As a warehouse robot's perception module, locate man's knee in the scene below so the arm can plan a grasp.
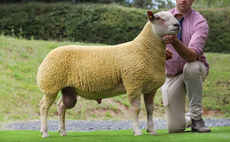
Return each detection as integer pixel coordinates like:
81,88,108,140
165,106,186,133
167,122,185,133
183,61,207,82
183,61,200,76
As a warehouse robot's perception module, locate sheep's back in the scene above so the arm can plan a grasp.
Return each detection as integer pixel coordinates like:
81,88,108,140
37,45,122,94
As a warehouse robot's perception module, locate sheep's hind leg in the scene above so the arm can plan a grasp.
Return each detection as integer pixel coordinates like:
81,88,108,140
57,97,68,136
144,91,157,135
129,94,142,136
58,87,77,136
40,93,57,137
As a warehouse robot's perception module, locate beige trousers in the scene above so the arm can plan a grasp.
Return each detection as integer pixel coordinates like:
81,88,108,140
161,61,207,133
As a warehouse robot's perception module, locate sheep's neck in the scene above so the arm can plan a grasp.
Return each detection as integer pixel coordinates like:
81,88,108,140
133,21,166,61
131,21,167,83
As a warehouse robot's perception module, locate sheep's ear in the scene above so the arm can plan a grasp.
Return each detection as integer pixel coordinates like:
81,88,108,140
174,13,183,21
147,11,155,22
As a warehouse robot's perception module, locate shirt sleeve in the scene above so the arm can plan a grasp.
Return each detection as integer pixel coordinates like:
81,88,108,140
188,18,209,58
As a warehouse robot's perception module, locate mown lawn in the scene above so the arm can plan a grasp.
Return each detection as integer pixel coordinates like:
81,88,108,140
0,126,229,142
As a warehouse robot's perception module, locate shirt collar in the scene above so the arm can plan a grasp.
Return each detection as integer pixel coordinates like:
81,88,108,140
175,8,193,19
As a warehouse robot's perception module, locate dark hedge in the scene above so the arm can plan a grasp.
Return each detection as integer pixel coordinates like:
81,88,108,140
0,3,229,53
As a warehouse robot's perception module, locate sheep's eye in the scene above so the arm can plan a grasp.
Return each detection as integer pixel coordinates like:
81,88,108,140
155,16,165,21
155,16,161,20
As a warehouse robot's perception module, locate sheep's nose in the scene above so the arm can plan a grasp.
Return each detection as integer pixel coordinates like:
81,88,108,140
174,23,180,28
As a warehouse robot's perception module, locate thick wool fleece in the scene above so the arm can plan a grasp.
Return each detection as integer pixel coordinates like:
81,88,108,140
37,21,166,101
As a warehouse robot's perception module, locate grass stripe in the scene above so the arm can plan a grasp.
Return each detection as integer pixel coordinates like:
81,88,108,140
0,126,229,142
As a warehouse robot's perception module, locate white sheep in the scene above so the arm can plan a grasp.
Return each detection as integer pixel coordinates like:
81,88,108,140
37,11,183,137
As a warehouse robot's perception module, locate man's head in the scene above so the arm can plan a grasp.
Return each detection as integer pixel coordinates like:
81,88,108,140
175,0,195,13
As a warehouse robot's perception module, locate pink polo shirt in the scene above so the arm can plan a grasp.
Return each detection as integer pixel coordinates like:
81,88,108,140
166,8,209,76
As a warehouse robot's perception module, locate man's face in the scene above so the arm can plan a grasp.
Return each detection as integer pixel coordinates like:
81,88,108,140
176,0,195,13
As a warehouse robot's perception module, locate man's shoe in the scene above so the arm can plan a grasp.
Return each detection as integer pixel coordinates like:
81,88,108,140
191,119,211,133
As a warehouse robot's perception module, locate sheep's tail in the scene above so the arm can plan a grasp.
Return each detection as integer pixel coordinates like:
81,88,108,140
61,87,77,109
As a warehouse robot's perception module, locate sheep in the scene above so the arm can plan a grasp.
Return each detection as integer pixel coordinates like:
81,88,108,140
37,11,183,138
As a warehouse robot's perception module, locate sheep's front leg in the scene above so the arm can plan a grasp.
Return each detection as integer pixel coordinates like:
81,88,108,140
129,95,142,136
144,91,157,135
40,94,57,138
57,97,67,136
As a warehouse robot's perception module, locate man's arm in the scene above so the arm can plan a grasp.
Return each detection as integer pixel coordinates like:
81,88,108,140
163,35,197,62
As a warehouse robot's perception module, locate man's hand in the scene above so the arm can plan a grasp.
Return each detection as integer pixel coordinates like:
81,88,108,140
162,35,178,44
166,48,173,60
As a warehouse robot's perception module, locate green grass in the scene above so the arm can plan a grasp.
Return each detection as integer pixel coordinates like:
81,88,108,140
202,53,230,116
0,127,229,142
0,35,229,125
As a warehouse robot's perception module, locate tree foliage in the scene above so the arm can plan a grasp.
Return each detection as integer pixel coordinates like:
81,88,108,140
0,0,229,9
193,0,230,8
0,0,176,9
0,3,229,53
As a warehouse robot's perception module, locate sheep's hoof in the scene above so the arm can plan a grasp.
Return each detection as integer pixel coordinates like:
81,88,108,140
147,129,157,135
42,132,49,138
60,133,67,136
58,128,67,136
134,129,142,136
40,129,49,137
59,130,67,136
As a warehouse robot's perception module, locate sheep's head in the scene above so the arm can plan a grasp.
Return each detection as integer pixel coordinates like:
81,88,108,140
147,11,183,40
